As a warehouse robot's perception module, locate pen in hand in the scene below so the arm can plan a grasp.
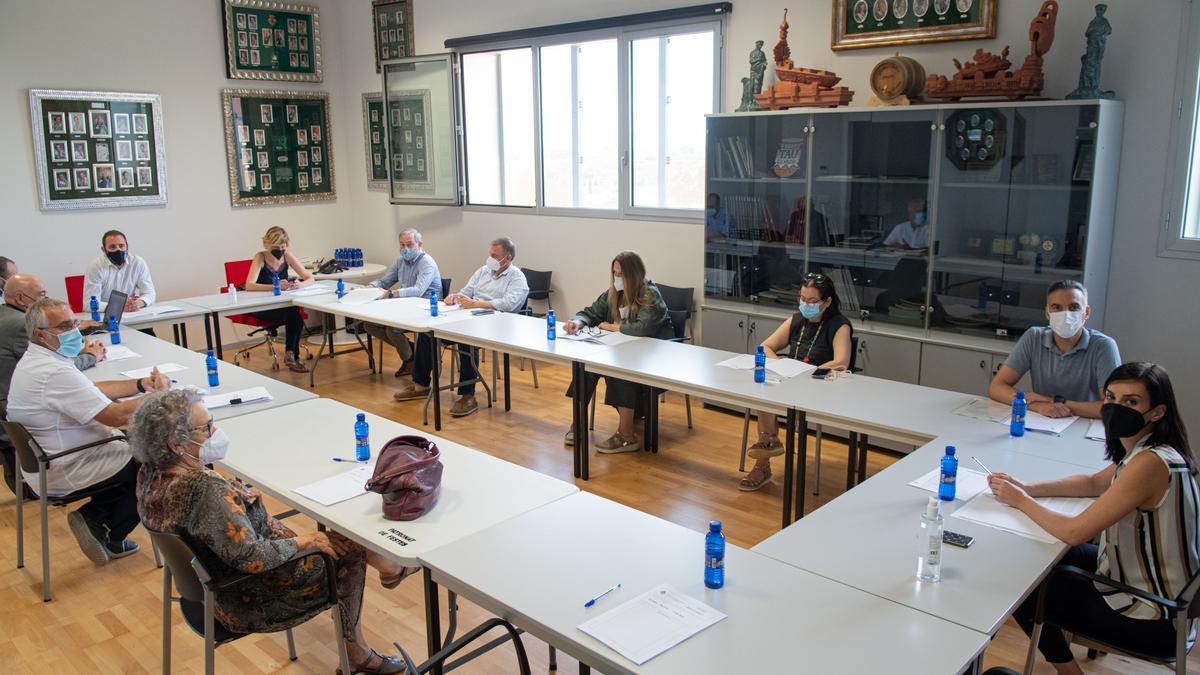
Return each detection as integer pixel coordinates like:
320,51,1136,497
584,583,621,608
971,456,992,475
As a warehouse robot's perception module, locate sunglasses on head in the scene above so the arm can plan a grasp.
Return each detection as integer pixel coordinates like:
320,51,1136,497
804,273,826,284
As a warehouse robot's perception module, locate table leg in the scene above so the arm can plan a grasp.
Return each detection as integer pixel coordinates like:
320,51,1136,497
578,363,590,480
642,386,653,453
431,334,442,431
579,665,590,675
203,313,214,355
572,362,582,479
782,410,795,528
651,389,660,454
503,353,511,412
794,411,807,522
212,313,224,361
180,323,188,349
846,431,859,490
423,568,443,675
172,324,180,346
857,434,869,483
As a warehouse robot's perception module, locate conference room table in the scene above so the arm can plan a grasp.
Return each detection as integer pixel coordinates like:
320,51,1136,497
182,285,333,360
420,491,991,675
83,329,317,420
215,398,579,670
113,300,210,347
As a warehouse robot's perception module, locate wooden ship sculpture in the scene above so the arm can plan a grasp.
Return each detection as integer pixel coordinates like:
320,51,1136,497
926,0,1059,101
755,9,854,110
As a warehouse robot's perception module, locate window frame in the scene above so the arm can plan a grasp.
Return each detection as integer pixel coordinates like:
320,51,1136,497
455,16,724,221
1159,0,1200,259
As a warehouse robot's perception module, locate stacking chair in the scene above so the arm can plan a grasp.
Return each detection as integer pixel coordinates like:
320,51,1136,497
1023,565,1200,675
3,420,160,602
64,274,86,313
222,260,309,371
521,268,553,315
148,528,353,675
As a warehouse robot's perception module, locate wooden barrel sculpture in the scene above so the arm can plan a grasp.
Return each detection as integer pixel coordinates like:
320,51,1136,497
870,55,926,103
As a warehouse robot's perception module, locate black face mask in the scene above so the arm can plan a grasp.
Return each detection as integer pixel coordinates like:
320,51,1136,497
106,250,127,266
1101,402,1149,464
270,248,284,259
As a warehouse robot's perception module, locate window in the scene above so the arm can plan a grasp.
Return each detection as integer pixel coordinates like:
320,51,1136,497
456,14,723,218
1161,1,1200,258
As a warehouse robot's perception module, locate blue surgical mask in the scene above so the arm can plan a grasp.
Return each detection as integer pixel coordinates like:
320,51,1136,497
913,211,928,226
799,302,823,320
55,327,84,358
399,247,420,263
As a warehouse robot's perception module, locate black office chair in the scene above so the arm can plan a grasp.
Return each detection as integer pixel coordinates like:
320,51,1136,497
1023,565,1200,675
3,420,160,602
521,268,553,315
374,277,451,374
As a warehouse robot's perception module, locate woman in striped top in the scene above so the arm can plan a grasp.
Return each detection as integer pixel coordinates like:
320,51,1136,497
989,362,1198,674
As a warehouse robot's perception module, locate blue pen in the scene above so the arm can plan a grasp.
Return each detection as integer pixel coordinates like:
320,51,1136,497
583,583,621,608
331,457,367,463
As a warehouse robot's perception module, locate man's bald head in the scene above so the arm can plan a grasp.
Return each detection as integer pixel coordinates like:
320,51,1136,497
4,274,46,311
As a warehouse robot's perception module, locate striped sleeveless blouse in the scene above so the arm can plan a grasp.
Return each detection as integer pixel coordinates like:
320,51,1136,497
1096,439,1200,621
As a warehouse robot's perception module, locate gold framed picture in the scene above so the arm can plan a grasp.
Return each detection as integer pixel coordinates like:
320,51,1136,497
831,0,996,51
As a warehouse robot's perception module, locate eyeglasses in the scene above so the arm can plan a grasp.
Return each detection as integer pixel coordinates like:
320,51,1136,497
49,318,81,332
579,325,603,337
191,419,215,436
822,366,852,382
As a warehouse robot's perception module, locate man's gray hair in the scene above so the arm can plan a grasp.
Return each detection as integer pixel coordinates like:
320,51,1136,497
128,388,204,468
400,227,422,244
24,297,71,340
491,237,516,259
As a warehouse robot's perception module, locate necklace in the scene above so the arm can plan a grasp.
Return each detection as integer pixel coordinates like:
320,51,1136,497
792,319,824,363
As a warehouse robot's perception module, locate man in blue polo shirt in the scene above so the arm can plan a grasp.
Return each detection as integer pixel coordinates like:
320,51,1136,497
988,280,1120,419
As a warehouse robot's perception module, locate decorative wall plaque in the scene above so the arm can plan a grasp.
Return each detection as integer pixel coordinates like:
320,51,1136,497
372,0,414,73
832,0,997,51
362,92,389,190
222,88,334,206
223,0,323,82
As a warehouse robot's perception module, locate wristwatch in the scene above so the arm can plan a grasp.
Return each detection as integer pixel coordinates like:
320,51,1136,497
136,378,146,394
1053,395,1067,404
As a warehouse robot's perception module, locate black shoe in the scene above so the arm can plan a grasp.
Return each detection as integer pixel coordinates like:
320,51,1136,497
106,539,140,559
67,511,110,565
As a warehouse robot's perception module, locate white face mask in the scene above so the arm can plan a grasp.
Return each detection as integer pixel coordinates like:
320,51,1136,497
1048,310,1085,339
190,427,230,464
613,276,624,292
619,306,629,320
484,256,501,273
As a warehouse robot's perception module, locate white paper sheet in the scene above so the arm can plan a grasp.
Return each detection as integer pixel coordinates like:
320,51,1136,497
1022,411,1079,435
292,463,374,506
954,398,1011,424
577,584,726,665
951,491,1093,544
102,345,141,362
202,386,273,409
123,304,186,319
421,302,462,313
908,467,990,502
284,285,333,297
715,354,817,379
560,329,641,347
121,362,188,379
338,287,386,305
1086,419,1106,441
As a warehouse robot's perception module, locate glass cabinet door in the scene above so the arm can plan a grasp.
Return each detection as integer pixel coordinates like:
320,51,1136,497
383,53,462,205
807,109,938,327
704,113,811,309
930,104,1096,338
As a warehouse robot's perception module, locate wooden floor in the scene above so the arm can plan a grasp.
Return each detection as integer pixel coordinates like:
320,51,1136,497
0,343,1192,674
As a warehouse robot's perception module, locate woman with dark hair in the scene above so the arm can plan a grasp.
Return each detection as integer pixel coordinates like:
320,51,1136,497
563,251,671,453
990,362,1199,675
738,273,852,491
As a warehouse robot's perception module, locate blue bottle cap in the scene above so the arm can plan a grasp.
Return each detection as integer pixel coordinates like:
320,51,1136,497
207,349,214,357
709,520,722,532
356,412,366,421
756,345,764,352
945,445,956,455
1016,391,1026,398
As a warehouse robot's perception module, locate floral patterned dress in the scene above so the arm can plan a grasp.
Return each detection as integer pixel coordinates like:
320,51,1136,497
137,465,366,637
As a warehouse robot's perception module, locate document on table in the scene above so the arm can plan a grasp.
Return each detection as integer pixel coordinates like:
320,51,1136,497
123,304,186,319
421,302,462,313
951,491,1093,544
1086,419,1106,441
339,287,385,305
577,584,726,665
285,285,333,297
715,354,816,379
103,345,141,362
560,329,641,347
293,463,375,506
121,362,188,379
954,398,1011,424
202,386,273,409
908,467,990,502
1022,410,1079,435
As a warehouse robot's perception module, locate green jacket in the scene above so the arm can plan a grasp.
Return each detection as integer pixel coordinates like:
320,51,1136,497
572,281,672,339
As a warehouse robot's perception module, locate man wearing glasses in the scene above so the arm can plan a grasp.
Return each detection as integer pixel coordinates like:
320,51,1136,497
0,275,106,497
7,298,169,564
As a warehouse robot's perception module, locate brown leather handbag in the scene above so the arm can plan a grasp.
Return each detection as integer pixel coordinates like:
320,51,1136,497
364,435,443,520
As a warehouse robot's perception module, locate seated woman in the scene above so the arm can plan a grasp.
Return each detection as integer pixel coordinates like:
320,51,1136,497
564,251,672,453
244,226,314,373
992,362,1198,675
739,273,852,491
132,389,415,675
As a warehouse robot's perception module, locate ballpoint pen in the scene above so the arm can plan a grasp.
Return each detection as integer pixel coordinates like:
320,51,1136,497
331,457,367,463
584,583,621,608
971,456,992,474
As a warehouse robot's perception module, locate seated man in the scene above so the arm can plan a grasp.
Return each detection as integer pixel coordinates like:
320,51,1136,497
1,274,105,495
988,280,1120,419
439,237,529,417
0,256,16,297
364,228,441,377
882,198,930,250
84,229,157,312
7,298,168,564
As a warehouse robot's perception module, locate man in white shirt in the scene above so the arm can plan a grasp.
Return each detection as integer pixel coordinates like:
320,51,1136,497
438,237,529,417
83,230,157,312
882,198,930,250
7,298,168,564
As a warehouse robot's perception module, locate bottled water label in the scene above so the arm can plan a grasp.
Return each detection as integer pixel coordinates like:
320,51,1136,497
706,556,724,570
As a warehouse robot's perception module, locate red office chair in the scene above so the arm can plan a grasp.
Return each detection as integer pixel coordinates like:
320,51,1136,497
222,260,309,371
64,275,85,313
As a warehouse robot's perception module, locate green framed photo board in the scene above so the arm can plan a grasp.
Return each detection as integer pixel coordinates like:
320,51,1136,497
29,88,168,211
832,0,996,51
388,90,432,188
362,93,388,190
372,0,414,73
224,0,322,82
222,89,334,207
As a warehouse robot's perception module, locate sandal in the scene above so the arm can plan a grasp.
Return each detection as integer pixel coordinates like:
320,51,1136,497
284,354,308,373
738,465,772,491
747,437,784,459
379,566,421,590
596,432,640,454
337,648,405,675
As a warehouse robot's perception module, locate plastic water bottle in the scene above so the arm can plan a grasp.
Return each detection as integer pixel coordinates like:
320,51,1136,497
547,310,556,341
704,520,725,589
108,315,121,345
354,413,370,462
206,349,220,387
336,277,345,299
429,290,438,317
228,283,238,304
89,296,100,322
754,345,766,383
272,271,281,296
355,249,363,267
917,496,943,582
939,446,958,501
1010,391,1027,437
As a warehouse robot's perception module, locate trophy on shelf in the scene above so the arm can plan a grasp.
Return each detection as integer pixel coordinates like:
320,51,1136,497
754,9,854,110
